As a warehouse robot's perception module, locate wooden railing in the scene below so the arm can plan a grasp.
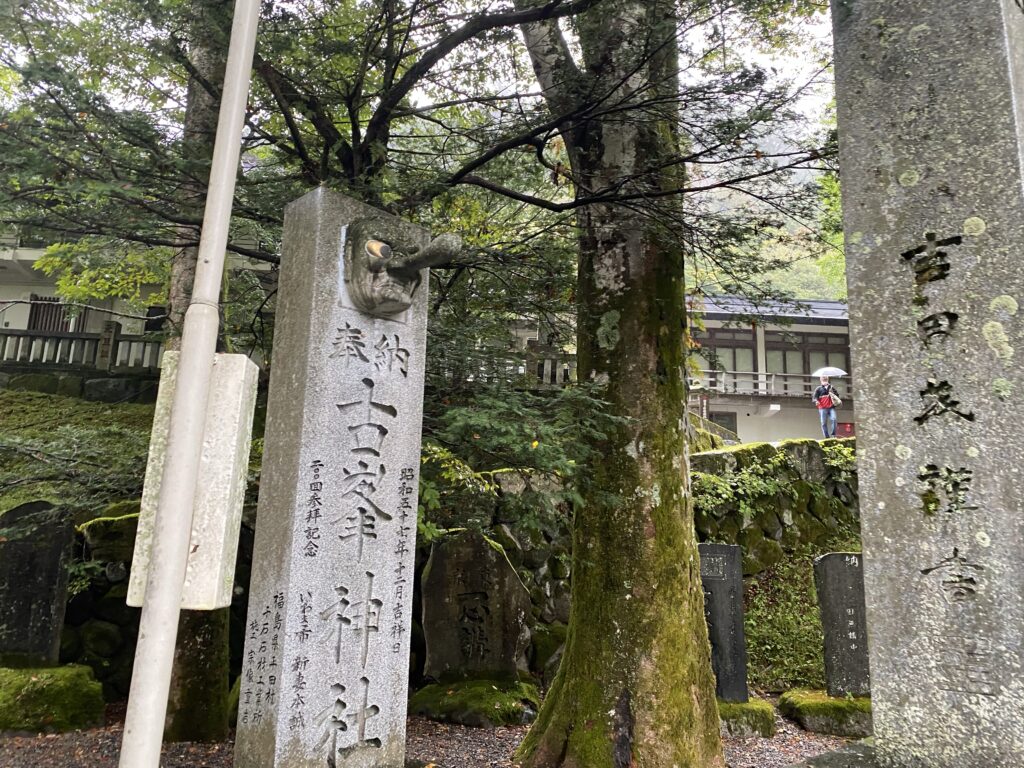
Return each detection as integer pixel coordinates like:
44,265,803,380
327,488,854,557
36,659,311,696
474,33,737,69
690,369,855,400
432,345,577,391
0,329,163,373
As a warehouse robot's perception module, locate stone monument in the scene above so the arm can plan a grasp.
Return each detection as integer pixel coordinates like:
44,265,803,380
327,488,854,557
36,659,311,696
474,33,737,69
420,532,532,682
826,0,1024,764
0,501,74,667
698,543,748,703
234,189,457,768
814,553,870,698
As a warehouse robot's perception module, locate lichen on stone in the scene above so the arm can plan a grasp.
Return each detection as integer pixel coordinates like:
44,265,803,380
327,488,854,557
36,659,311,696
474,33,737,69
982,321,1014,361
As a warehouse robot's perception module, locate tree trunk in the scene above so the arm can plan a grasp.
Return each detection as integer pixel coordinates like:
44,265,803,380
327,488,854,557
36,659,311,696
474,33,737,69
163,0,232,742
516,2,723,766
166,0,231,336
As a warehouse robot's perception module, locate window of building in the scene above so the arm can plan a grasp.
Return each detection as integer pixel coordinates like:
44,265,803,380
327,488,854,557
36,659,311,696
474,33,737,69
708,411,738,435
692,327,757,393
765,330,850,397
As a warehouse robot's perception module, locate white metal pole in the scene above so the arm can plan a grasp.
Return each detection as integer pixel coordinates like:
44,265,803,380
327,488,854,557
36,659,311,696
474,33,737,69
118,2,260,765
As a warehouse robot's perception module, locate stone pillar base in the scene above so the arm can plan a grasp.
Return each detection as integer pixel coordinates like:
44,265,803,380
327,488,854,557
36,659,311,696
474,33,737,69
787,742,875,767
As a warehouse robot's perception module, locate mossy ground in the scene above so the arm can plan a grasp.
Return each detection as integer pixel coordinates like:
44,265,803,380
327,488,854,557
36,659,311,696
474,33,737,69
779,689,872,738
409,679,540,728
0,664,104,732
717,697,776,738
0,391,154,521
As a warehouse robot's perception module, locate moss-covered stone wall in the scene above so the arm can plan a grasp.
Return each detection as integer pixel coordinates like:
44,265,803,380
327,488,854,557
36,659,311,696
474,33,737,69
690,438,858,575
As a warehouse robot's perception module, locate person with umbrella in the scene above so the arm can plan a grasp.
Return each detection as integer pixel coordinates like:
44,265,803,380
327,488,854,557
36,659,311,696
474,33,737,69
811,366,846,439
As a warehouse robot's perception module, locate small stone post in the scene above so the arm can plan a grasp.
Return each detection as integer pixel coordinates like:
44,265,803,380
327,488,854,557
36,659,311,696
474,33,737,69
832,0,1024,764
813,553,870,698
698,543,748,703
234,189,455,768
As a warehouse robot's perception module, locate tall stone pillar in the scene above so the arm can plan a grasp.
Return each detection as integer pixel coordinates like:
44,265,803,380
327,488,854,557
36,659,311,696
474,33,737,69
235,189,453,767
831,1,1024,764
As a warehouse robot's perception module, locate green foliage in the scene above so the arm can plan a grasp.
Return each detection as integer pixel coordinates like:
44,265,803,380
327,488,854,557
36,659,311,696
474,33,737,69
34,238,171,309
744,538,860,692
420,385,624,539
0,391,153,521
821,440,856,481
693,446,796,526
66,559,105,598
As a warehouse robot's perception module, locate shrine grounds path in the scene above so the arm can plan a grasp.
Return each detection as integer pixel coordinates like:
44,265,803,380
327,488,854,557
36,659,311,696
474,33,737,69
0,708,849,768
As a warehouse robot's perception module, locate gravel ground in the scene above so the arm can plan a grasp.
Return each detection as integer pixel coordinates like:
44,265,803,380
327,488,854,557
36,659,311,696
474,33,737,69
0,708,850,768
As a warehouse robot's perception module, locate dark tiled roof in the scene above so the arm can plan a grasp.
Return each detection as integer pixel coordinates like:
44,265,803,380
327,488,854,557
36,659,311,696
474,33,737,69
691,295,848,322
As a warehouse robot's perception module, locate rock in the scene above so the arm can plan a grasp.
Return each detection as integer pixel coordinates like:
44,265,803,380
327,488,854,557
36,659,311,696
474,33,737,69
55,375,84,398
489,524,523,568
542,643,563,689
0,501,74,667
550,555,570,580
79,620,124,658
785,742,877,767
0,665,104,733
408,679,540,728
529,622,567,677
718,697,776,738
779,689,872,738
548,581,571,624
421,532,533,682
94,584,139,627
80,511,139,563
6,373,60,395
58,627,81,664
83,378,139,403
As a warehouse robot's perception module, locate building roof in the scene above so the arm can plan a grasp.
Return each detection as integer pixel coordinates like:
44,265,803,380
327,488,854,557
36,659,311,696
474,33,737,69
692,295,848,324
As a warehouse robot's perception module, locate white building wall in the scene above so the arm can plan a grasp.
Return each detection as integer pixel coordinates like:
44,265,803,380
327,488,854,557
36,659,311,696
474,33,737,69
709,402,858,443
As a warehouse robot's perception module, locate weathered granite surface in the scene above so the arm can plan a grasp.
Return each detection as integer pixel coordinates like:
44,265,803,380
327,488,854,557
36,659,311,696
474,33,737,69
129,351,259,610
0,501,73,667
235,189,432,768
787,742,877,768
698,543,748,702
421,532,531,682
814,553,870,698
832,0,1024,764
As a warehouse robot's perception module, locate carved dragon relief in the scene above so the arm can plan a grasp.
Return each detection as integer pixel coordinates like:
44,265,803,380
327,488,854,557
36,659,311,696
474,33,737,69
344,217,461,317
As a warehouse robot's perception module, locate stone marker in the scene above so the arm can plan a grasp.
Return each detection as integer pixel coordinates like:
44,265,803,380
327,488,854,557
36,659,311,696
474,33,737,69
421,532,532,682
95,321,120,371
235,189,457,768
0,501,74,667
814,552,870,698
831,0,1024,764
128,350,259,610
698,543,748,703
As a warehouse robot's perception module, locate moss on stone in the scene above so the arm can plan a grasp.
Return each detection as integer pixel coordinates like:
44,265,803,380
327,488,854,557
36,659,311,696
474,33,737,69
227,675,241,728
0,664,104,732
529,622,567,677
779,689,872,737
409,679,541,728
79,620,124,659
718,697,776,738
7,374,60,395
79,513,139,563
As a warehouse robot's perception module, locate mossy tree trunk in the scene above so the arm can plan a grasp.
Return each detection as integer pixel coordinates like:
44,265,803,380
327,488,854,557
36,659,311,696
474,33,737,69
514,2,723,766
162,0,232,742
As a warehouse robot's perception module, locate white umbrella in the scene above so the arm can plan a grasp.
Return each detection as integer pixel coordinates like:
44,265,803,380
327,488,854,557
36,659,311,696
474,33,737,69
812,366,848,378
